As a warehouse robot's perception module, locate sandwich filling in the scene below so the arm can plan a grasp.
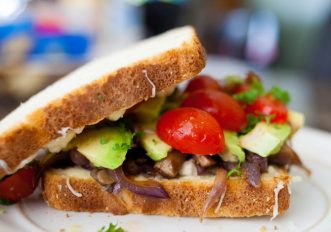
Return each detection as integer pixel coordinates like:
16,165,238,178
0,72,309,217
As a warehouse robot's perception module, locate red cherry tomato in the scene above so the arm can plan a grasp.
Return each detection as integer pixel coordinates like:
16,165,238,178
245,95,288,123
181,90,247,131
156,107,225,155
185,75,221,93
0,166,38,202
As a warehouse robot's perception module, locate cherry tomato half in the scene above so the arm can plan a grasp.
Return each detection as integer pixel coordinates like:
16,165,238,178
185,75,221,93
156,107,225,155
245,95,288,123
0,166,38,202
181,90,247,131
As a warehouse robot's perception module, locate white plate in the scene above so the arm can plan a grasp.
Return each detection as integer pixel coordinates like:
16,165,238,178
1,127,331,232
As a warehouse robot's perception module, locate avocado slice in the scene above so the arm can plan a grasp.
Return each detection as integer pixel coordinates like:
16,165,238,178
136,121,172,161
239,122,291,157
141,133,172,161
288,110,304,136
223,131,245,162
72,126,133,170
133,97,166,122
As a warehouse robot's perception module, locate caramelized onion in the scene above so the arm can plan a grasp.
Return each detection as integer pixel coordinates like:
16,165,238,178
242,160,260,187
242,153,268,187
107,167,169,199
242,153,266,187
247,152,268,173
200,168,227,221
268,144,311,175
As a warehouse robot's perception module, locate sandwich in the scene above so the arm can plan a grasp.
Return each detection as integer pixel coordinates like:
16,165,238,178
0,26,308,219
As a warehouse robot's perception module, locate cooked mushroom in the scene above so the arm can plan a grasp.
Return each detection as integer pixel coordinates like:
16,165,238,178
154,151,186,178
90,169,115,185
123,158,141,175
268,143,311,175
194,155,216,168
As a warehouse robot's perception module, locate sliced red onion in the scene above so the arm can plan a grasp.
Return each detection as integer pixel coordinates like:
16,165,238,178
107,167,169,199
242,153,269,187
247,152,268,173
113,183,122,194
242,160,261,188
200,168,227,220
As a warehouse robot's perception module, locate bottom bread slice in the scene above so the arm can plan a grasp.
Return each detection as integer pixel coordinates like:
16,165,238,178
42,167,290,218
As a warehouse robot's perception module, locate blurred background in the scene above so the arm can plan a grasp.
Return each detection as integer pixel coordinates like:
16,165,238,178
0,0,330,131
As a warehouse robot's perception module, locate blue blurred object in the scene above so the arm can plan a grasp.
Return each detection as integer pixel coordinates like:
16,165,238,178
0,12,31,41
29,34,91,59
217,9,279,67
0,2,92,63
218,9,250,58
246,10,279,67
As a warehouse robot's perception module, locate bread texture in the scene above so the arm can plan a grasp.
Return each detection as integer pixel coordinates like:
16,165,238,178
42,167,290,218
0,26,206,178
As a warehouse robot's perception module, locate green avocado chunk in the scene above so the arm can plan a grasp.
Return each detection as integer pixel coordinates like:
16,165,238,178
141,133,172,161
223,131,245,162
73,126,133,170
133,97,166,122
239,122,291,157
137,122,172,161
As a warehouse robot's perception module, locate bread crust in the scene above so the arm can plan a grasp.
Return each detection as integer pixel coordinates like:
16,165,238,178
42,168,290,218
0,31,205,178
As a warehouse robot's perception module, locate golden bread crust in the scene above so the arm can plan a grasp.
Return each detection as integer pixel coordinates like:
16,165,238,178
42,169,290,218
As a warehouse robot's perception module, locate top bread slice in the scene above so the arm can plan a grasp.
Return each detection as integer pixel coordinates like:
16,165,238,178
0,26,206,178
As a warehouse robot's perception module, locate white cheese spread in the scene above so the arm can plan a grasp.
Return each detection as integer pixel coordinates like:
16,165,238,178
66,177,82,197
271,180,284,220
142,69,156,98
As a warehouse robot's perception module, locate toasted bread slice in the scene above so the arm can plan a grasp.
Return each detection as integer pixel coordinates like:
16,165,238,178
42,167,290,218
0,26,206,178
